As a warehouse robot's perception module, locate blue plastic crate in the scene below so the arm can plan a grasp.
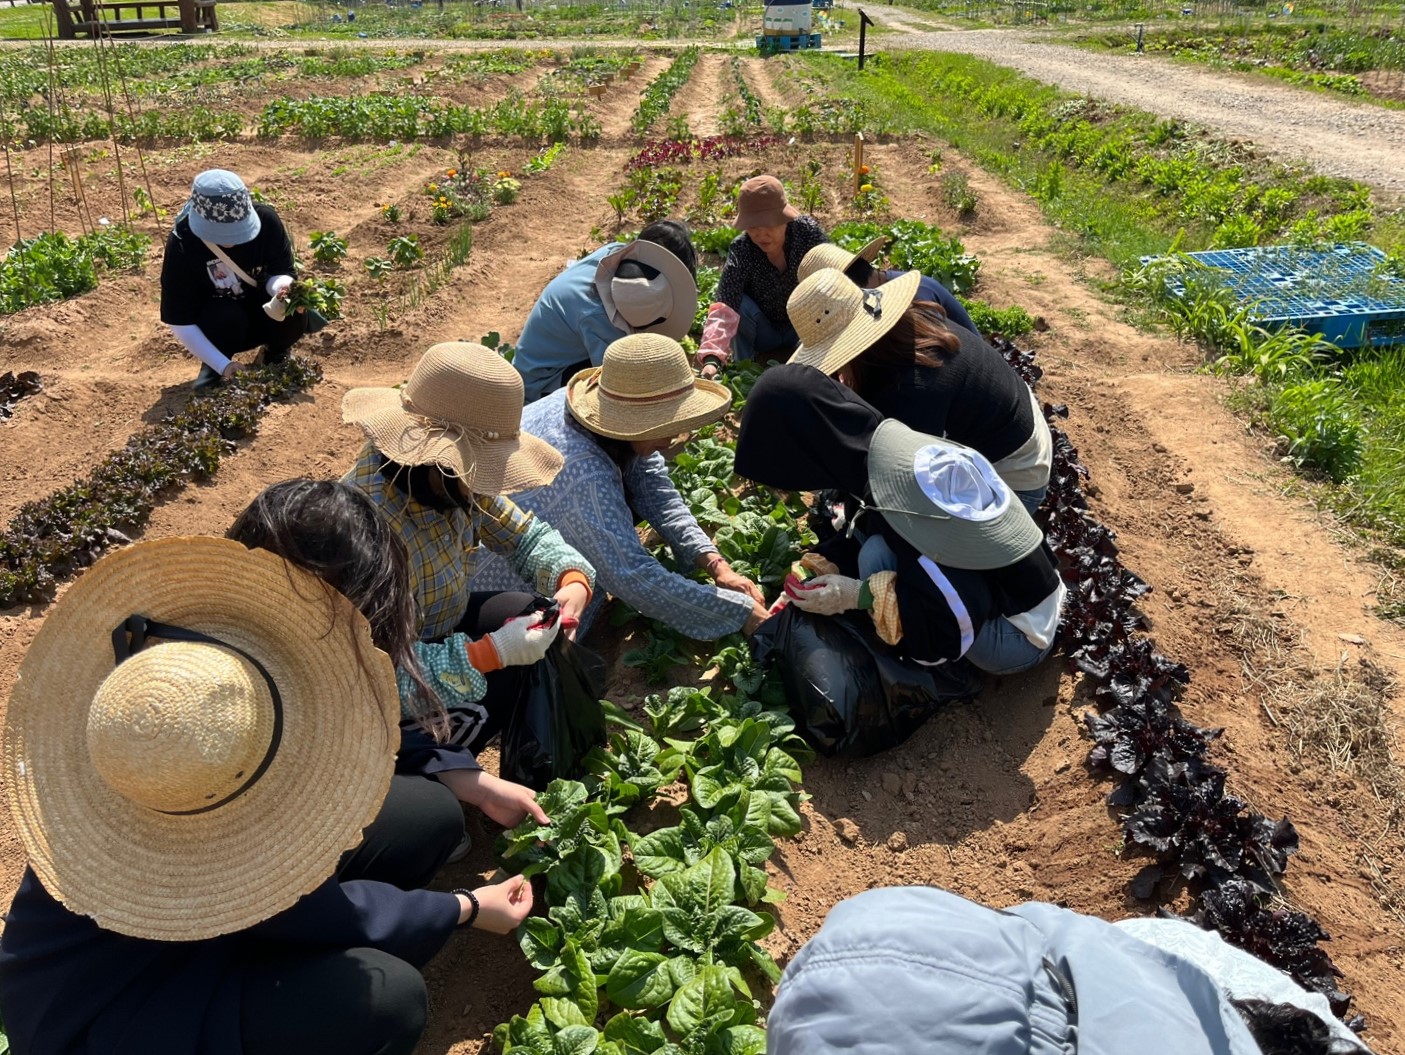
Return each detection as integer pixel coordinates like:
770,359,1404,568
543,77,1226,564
1148,242,1405,350
756,32,822,50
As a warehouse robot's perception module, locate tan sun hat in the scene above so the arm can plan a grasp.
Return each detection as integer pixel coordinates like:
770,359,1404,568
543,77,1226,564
566,333,732,441
3,537,401,941
735,174,800,231
797,237,892,284
594,239,699,343
787,267,924,378
342,342,563,495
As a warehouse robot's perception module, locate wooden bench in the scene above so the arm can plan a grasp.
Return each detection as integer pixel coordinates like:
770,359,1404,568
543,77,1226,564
52,0,218,38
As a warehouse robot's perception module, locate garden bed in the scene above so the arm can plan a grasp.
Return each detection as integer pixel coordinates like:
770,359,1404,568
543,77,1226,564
2,44,1404,1055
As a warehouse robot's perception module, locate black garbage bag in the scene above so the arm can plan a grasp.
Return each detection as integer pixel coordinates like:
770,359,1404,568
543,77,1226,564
751,605,982,757
501,636,609,790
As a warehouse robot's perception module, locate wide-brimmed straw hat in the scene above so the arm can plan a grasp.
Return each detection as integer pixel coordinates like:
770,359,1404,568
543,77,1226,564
4,537,401,941
184,168,261,246
342,342,563,495
594,239,698,342
735,174,800,231
797,237,891,284
787,267,923,378
567,333,731,441
868,419,1043,570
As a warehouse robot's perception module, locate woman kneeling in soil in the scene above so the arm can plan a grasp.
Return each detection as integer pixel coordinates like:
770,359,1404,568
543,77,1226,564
160,169,308,392
340,342,597,784
788,268,1052,514
512,219,700,403
0,538,532,1055
736,365,1064,676
471,333,771,642
769,885,1370,1054
797,237,979,336
231,480,551,843
696,175,829,374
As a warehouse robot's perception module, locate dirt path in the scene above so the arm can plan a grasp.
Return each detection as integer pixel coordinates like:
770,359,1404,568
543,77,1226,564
865,8,1405,198
671,51,732,139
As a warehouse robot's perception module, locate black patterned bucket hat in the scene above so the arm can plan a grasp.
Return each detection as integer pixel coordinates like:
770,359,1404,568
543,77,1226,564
185,169,261,246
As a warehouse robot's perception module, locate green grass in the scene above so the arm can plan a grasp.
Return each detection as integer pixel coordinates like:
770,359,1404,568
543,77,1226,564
0,3,60,39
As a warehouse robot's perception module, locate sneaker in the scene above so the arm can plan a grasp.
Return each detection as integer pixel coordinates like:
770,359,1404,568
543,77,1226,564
446,831,472,865
192,363,223,392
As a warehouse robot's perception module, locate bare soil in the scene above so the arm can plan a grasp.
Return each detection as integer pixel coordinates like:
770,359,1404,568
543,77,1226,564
2,52,1404,1055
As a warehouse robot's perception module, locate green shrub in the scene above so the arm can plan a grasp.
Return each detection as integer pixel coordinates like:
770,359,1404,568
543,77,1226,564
1268,378,1363,483
0,227,150,315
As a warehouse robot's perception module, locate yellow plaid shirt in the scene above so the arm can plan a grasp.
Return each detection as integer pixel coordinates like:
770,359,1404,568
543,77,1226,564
344,444,582,640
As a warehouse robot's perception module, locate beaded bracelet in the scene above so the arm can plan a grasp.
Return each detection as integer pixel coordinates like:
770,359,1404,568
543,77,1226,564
452,887,480,927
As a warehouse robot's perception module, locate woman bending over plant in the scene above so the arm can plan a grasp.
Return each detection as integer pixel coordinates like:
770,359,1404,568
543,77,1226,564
0,538,532,1055
339,342,598,791
788,267,1052,515
471,333,771,643
230,479,551,839
736,365,1064,677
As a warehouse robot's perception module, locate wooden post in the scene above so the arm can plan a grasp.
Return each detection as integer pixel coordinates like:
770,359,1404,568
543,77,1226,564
177,0,196,32
857,7,873,69
852,132,864,197
61,147,87,211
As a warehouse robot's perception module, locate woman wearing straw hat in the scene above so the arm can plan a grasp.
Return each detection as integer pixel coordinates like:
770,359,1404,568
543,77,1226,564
797,237,979,336
471,333,772,642
788,268,1052,515
696,175,829,376
735,365,1065,675
341,344,597,783
0,538,534,1055
513,219,700,403
160,169,307,393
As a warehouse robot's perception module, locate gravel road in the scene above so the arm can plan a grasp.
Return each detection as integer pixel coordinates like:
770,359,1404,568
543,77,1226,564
867,10,1405,199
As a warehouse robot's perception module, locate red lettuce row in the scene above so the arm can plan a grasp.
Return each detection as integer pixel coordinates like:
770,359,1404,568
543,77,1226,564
989,336,1361,1030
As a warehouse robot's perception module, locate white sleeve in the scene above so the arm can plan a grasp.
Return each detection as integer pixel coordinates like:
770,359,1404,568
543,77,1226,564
168,323,230,373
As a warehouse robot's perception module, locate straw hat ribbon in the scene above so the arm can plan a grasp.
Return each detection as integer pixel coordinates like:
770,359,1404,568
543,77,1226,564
4,537,401,941
343,342,563,495
787,267,923,379
566,333,731,442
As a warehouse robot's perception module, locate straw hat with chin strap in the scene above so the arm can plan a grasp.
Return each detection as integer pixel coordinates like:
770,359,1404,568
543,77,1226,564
566,333,731,441
787,267,923,379
343,341,563,495
3,537,401,941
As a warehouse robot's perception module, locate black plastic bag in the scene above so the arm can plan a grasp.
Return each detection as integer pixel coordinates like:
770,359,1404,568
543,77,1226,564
751,606,982,757
501,636,608,790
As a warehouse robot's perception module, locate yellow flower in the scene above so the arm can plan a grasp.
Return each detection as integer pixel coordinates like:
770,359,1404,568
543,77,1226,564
859,183,874,193
498,170,512,178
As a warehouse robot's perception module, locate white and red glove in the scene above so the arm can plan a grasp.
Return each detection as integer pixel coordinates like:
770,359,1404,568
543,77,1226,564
784,574,862,616
486,611,562,667
697,302,740,378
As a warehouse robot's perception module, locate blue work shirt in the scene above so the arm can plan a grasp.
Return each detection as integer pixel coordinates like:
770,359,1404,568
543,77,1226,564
884,268,978,336
514,243,630,403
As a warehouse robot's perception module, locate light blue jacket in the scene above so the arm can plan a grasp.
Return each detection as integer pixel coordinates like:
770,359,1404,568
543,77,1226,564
470,390,755,641
768,886,1272,1055
514,243,630,403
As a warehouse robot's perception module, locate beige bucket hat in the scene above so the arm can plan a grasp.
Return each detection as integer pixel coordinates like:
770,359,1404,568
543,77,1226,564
343,342,563,495
797,237,891,284
787,267,923,378
594,240,699,342
4,537,401,941
566,333,732,441
735,174,799,231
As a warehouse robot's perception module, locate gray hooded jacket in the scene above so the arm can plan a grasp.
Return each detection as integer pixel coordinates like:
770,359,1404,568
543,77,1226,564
767,887,1266,1055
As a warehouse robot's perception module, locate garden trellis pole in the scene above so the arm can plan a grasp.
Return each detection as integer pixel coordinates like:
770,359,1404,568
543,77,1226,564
0,94,34,306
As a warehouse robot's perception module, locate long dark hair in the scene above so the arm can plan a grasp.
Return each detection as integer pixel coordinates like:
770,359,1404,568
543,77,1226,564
228,479,445,733
378,453,474,513
848,300,960,400
1231,999,1345,1055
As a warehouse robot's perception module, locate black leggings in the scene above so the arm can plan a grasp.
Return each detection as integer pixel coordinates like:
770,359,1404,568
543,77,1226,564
237,775,463,1055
